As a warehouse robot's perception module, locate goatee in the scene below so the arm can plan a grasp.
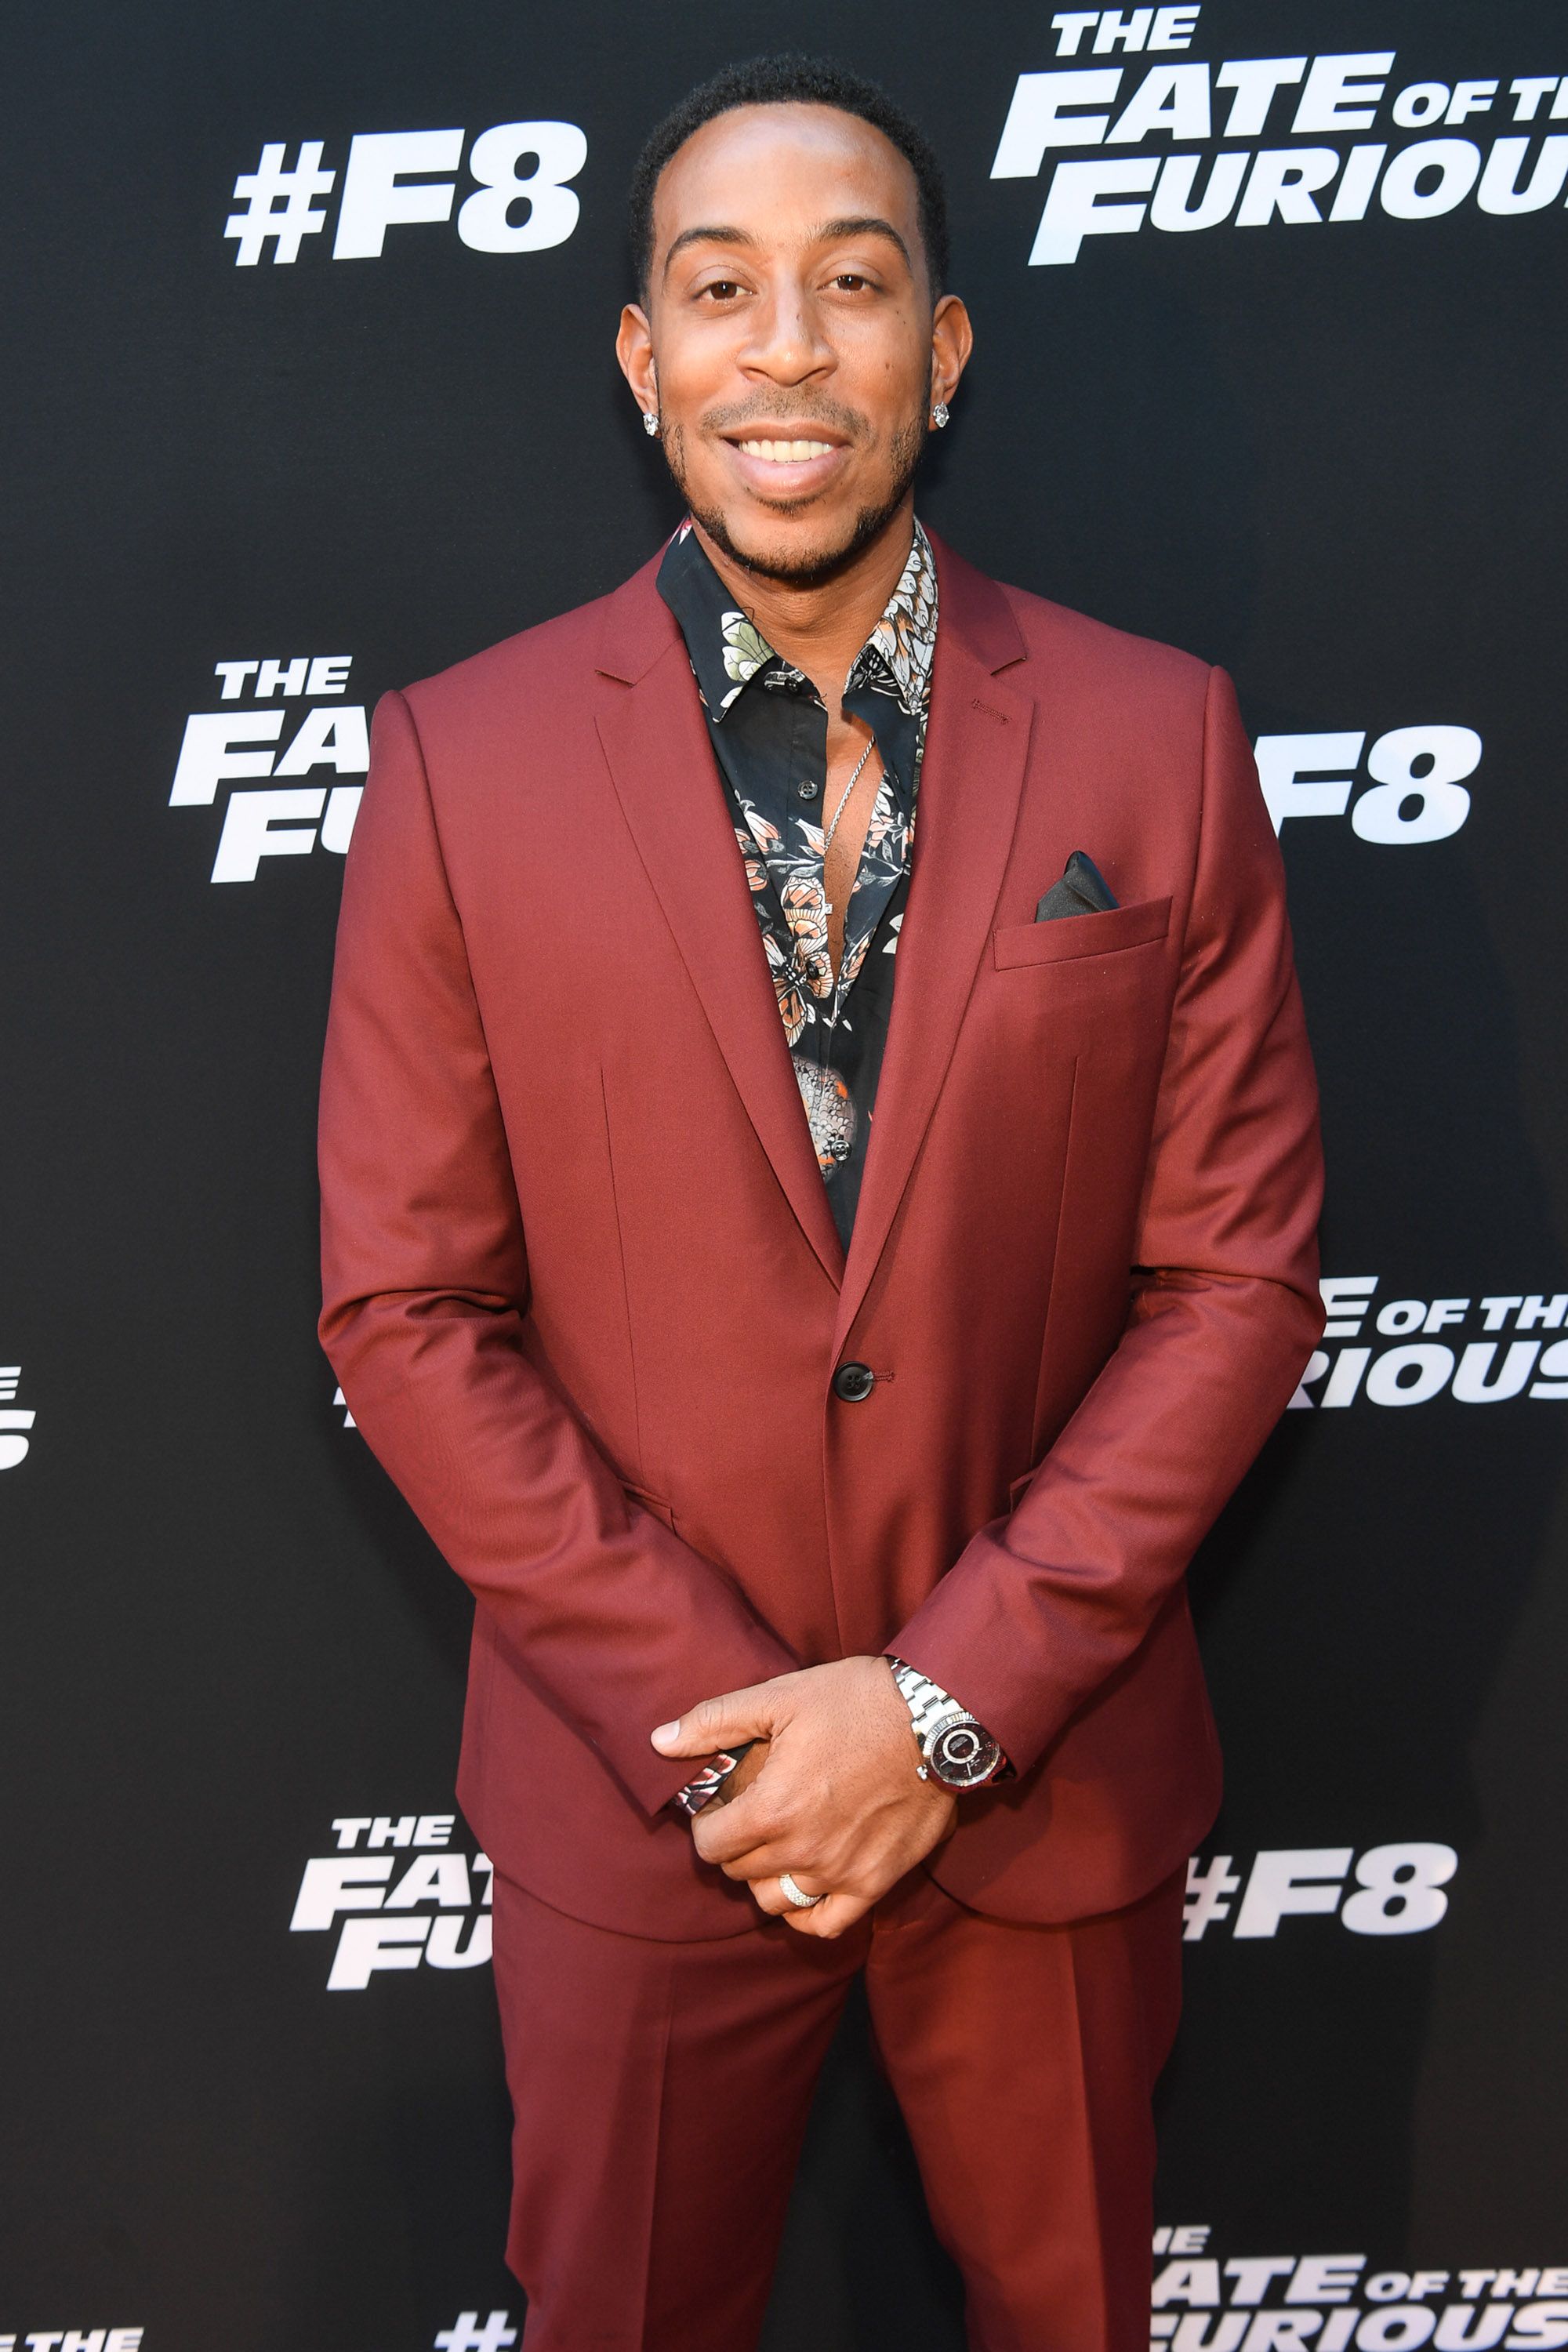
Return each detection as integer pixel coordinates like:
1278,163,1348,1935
662,413,927,591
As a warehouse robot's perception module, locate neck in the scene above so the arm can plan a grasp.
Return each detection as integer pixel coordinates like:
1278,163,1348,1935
690,501,916,709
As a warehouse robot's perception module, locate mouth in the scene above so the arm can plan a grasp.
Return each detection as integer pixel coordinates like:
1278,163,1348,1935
718,427,852,498
734,437,839,463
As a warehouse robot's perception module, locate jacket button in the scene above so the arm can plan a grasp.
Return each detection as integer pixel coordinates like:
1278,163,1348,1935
833,1361,876,1402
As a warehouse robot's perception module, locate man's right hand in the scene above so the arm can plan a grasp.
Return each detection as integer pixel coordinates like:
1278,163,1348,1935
654,1660,958,1937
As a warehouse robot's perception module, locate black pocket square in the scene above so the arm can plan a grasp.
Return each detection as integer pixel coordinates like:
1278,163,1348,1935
1035,851,1119,922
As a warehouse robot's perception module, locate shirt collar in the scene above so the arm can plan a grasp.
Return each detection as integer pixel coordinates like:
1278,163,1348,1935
656,515,938,728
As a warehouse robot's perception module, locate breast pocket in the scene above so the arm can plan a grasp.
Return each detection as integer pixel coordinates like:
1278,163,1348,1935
991,895,1172,971
986,895,1174,1060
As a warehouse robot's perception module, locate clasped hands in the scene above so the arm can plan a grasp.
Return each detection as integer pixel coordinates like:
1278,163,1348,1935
650,1654,956,1940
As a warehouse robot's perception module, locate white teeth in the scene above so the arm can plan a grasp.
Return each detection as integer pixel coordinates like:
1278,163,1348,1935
738,438,834,462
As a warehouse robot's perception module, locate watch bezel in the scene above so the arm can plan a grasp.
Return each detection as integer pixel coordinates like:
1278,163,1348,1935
925,1711,1004,1790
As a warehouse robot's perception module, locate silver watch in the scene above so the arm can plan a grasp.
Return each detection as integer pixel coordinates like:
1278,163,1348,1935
886,1656,1004,1791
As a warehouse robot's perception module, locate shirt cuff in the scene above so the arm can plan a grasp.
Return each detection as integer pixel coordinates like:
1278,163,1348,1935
671,1740,757,1820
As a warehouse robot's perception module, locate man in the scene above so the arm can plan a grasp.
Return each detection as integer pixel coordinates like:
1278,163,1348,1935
318,53,1325,2352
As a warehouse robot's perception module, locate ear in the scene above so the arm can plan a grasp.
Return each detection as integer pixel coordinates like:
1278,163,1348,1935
930,293,975,416
616,303,658,423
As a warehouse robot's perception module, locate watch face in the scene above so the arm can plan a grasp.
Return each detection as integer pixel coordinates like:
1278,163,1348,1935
929,1717,1001,1789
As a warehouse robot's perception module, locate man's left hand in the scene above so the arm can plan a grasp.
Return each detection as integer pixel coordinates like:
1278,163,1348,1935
650,1657,956,1938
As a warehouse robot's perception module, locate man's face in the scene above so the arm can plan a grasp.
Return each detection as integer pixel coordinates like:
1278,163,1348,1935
618,103,971,587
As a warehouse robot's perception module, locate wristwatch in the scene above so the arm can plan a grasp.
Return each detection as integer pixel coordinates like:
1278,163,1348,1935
885,1656,1007,1791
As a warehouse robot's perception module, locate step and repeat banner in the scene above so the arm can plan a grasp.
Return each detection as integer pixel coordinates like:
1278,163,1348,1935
4,1,1566,2345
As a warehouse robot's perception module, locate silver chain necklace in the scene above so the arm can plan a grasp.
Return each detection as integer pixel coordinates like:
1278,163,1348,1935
821,735,880,913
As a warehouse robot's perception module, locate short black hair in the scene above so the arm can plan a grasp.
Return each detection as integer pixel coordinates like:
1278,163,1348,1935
629,53,949,304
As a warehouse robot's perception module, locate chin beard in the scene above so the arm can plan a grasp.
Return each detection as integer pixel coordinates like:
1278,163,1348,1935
663,412,927,590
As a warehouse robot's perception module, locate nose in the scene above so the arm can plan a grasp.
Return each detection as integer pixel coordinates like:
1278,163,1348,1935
739,278,834,388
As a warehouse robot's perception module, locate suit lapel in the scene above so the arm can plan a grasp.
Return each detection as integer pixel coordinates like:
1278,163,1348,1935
594,568,846,1289
591,535,1034,1327
833,536,1033,1354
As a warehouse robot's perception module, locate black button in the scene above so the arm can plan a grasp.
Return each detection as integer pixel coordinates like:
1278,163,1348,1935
833,1361,876,1402
798,779,818,800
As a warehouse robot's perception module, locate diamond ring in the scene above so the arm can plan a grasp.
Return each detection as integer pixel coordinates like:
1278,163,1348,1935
779,1871,826,1909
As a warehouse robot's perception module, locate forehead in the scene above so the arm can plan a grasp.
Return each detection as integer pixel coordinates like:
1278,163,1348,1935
653,101,921,259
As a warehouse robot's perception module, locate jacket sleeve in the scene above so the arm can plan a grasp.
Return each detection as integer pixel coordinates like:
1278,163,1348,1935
887,664,1327,1774
317,689,799,1817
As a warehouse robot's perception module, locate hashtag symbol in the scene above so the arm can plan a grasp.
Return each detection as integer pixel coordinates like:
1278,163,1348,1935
224,143,336,266
1183,1853,1243,1942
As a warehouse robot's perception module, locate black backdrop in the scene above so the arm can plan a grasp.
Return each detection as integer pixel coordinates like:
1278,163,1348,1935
5,3,1567,2346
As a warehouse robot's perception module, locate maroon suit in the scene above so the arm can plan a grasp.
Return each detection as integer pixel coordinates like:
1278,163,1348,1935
318,532,1324,2349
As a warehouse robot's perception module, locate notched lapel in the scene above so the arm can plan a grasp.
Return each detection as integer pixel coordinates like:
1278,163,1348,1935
588,534,1036,1331
594,634,845,1290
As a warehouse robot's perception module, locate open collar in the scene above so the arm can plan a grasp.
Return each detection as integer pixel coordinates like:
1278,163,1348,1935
653,516,939,727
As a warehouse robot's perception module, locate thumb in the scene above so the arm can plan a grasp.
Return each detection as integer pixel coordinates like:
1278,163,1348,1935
650,1680,784,1758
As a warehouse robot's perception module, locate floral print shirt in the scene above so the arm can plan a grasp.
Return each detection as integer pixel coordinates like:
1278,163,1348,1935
656,516,938,1254
655,519,1007,1818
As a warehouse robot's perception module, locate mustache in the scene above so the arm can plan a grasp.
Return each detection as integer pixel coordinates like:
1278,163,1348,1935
698,393,871,441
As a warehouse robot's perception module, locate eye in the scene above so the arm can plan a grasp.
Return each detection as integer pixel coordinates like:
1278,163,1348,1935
697,278,744,302
829,272,873,292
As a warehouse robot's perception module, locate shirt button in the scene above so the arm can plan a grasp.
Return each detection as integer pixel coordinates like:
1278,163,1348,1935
797,779,818,800
833,1362,876,1402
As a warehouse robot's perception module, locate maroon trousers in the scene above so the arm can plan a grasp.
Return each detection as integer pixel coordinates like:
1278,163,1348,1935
489,1860,1185,2352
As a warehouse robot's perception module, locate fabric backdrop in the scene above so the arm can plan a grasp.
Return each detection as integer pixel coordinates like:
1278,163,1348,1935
4,2,1566,2345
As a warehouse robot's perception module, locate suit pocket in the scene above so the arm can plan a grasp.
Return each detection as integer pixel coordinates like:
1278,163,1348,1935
992,894,1171,971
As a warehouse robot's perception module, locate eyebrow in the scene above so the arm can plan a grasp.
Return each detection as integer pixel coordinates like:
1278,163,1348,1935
662,224,755,278
661,215,913,279
811,216,913,270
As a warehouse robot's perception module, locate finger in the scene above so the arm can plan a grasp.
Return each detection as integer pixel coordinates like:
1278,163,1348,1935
691,1790,786,1869
783,1889,871,1941
703,1830,817,1885
649,1681,783,1759
704,1833,808,1883
755,1873,829,1921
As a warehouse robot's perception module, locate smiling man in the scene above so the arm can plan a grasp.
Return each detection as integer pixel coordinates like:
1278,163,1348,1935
318,53,1325,2352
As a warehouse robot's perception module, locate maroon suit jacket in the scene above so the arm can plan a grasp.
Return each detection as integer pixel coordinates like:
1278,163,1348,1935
317,530,1325,1940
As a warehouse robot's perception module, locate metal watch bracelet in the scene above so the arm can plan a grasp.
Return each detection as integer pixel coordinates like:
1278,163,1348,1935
885,1656,1007,1791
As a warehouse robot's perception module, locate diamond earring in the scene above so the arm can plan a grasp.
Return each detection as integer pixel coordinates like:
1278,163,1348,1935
643,409,660,437
931,401,950,430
